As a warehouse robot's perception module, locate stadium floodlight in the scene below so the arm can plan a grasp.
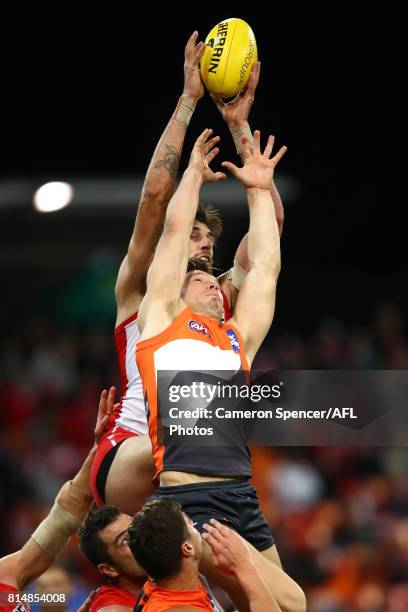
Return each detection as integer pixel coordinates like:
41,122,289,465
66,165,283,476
33,181,74,213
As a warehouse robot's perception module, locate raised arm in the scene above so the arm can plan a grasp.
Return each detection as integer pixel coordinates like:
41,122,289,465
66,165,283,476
137,130,225,339
0,388,115,591
223,132,287,364
211,61,284,234
211,63,285,316
115,32,206,326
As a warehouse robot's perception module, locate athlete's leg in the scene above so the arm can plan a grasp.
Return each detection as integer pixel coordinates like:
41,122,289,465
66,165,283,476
105,435,155,515
199,540,306,612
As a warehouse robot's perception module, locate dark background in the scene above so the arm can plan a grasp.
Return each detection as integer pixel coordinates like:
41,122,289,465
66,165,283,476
0,2,404,333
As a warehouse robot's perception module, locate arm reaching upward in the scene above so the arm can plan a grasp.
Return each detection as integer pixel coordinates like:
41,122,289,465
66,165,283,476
223,131,287,364
137,129,225,340
211,62,285,315
211,61,285,235
115,32,206,326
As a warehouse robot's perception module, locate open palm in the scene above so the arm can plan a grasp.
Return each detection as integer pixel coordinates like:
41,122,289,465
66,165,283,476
222,130,287,190
188,128,226,183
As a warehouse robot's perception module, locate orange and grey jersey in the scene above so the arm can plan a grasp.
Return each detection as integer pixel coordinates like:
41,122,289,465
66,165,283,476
134,578,220,611
136,307,251,480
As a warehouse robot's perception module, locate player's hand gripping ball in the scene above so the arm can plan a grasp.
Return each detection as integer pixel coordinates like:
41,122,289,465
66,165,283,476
200,18,258,99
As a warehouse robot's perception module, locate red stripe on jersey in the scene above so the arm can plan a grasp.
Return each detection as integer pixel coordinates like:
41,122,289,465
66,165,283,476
222,289,232,321
114,311,139,336
113,312,138,423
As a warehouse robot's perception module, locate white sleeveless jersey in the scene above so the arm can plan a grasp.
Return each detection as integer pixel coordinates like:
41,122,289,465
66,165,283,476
113,312,148,435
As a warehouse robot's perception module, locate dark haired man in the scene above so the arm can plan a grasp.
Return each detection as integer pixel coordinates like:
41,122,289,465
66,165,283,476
79,507,146,612
79,504,223,612
128,499,281,611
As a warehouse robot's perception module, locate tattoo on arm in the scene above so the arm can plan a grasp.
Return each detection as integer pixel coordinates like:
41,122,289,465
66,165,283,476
154,144,180,179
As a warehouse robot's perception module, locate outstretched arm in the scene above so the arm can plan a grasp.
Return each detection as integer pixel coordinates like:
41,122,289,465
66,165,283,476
224,132,287,364
115,32,206,325
211,62,284,235
137,130,225,340
212,63,285,316
0,388,115,590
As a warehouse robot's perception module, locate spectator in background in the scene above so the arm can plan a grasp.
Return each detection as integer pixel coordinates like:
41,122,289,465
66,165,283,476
35,565,72,612
0,388,113,611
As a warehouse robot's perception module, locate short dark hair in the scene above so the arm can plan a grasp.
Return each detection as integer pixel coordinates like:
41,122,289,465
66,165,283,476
195,204,222,241
186,257,211,274
79,505,121,568
127,499,189,581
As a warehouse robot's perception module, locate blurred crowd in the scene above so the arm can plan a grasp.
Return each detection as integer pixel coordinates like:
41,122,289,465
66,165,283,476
0,300,407,611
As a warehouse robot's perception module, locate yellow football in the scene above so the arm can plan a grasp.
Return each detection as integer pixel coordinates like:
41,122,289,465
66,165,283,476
200,18,258,99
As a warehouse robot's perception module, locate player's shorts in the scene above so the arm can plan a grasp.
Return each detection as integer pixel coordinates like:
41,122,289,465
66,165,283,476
153,478,274,552
90,425,139,507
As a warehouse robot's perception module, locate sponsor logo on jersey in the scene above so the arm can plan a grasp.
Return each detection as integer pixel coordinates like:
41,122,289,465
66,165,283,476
188,320,211,337
226,329,240,352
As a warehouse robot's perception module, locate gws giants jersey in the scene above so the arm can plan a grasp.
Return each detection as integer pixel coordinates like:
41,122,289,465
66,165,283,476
134,578,220,611
136,308,251,481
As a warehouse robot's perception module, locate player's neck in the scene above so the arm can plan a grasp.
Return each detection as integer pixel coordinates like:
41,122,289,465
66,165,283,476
191,306,221,323
157,561,200,591
114,574,144,596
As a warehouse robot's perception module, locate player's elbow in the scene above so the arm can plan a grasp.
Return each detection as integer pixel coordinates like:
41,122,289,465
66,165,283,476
276,580,306,612
285,585,307,612
141,178,172,203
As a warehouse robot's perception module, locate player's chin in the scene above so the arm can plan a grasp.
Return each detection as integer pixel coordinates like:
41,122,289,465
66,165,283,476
198,254,212,265
208,298,223,317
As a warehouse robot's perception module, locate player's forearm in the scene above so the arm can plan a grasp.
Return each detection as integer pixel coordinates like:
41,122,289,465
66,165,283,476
230,119,254,159
143,95,196,189
164,167,203,235
142,167,203,303
18,448,97,591
246,187,280,275
230,120,284,236
235,563,281,611
59,444,97,516
30,445,97,554
269,178,284,235
128,95,198,248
